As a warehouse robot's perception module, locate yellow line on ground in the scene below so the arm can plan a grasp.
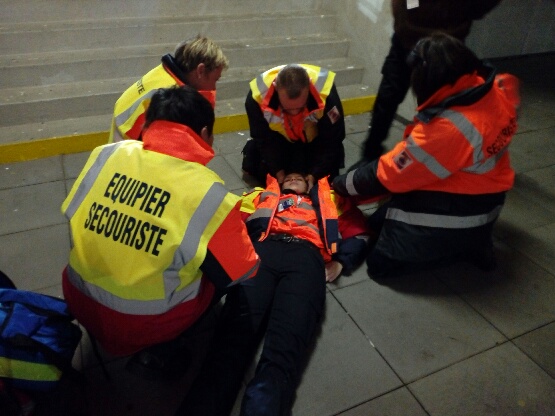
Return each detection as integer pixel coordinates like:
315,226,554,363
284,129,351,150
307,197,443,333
0,96,374,164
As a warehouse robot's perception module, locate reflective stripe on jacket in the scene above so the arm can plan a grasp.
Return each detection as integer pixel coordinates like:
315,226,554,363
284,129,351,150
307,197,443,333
334,67,519,268
378,70,518,196
108,61,181,143
62,121,259,355
250,64,336,143
242,176,338,261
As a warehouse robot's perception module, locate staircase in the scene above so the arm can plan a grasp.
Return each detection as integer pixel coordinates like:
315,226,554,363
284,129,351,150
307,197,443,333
0,1,371,155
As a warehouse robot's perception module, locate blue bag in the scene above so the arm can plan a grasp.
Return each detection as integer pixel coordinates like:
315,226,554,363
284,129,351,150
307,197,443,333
0,278,82,391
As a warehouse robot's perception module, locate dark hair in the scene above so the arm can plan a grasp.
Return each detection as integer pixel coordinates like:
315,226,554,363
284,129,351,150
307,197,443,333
144,86,215,136
409,32,482,105
275,65,310,99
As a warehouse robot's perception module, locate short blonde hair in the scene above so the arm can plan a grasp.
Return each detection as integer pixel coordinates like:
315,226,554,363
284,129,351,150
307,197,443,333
174,35,229,73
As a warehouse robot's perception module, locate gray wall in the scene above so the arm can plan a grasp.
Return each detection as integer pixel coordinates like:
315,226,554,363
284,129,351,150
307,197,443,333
467,0,555,58
323,0,555,119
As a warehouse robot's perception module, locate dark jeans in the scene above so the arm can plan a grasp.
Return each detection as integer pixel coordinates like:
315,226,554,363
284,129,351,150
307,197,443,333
362,33,412,160
176,239,326,416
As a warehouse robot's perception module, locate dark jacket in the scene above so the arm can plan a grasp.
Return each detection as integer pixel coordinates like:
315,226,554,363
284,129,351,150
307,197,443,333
392,0,503,49
245,84,345,180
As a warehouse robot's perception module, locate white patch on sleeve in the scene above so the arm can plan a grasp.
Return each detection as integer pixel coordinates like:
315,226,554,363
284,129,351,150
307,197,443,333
327,106,341,124
407,0,419,9
393,150,414,171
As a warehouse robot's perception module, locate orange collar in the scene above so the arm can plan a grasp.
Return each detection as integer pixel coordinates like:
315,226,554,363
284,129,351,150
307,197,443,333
142,120,214,165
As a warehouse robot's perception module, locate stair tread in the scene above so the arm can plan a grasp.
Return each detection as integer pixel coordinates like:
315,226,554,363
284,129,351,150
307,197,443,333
0,57,365,104
0,10,335,33
0,13,339,56
0,84,372,145
0,5,372,150
0,33,347,66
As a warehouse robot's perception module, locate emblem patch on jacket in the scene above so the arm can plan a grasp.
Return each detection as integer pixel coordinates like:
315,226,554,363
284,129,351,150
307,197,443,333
278,197,295,212
327,106,340,124
393,150,414,170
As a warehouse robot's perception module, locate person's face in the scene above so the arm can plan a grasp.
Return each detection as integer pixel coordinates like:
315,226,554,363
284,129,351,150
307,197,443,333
277,87,309,115
189,65,223,91
282,173,308,194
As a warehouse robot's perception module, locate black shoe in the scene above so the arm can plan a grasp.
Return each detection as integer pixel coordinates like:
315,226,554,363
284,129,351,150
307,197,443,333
460,246,497,272
125,347,191,381
469,248,497,272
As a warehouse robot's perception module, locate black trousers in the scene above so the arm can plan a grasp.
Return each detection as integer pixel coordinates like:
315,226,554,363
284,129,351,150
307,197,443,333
176,239,326,416
366,196,499,278
362,33,412,160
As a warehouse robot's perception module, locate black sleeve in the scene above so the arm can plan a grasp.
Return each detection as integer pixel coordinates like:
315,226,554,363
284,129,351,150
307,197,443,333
200,249,233,290
333,236,368,275
309,84,346,179
245,90,286,176
332,159,389,197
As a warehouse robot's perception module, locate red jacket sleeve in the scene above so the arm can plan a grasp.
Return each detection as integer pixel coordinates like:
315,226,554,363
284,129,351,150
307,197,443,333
202,201,260,289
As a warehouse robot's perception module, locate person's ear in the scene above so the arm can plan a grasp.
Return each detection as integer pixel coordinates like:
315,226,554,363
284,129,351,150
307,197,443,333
196,63,206,79
200,126,213,146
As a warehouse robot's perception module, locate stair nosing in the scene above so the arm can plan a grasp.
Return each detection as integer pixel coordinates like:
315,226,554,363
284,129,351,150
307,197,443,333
0,34,349,67
0,11,336,33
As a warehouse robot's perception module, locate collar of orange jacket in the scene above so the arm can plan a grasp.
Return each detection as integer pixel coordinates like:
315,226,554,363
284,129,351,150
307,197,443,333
142,120,214,165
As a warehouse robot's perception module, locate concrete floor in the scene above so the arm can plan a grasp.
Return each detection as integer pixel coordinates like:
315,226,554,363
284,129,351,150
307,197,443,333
1,54,555,415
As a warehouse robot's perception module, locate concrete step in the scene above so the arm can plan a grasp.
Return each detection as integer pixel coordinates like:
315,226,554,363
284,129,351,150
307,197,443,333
0,56,365,128
0,0,321,24
0,84,372,145
0,34,352,88
0,5,372,150
0,11,337,56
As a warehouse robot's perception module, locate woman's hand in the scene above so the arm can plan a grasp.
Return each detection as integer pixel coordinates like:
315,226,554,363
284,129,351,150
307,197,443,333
305,174,315,192
325,260,343,282
276,170,285,184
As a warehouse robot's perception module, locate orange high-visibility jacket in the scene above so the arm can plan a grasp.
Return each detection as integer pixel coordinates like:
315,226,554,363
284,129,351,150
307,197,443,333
242,176,339,262
333,66,519,269
378,70,518,196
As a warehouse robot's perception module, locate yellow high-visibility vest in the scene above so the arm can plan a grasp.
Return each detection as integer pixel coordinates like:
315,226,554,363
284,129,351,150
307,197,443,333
62,140,239,315
250,64,336,143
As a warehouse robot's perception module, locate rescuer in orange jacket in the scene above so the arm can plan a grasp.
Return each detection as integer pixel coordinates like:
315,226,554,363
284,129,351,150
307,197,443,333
62,86,259,379
108,35,228,143
176,173,369,416
333,33,520,278
357,0,503,162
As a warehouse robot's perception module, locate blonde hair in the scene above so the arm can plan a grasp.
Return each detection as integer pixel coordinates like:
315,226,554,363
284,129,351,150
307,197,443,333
174,35,229,73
